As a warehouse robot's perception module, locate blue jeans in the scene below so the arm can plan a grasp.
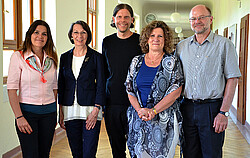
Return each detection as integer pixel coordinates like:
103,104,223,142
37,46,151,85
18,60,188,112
65,119,101,158
180,99,225,158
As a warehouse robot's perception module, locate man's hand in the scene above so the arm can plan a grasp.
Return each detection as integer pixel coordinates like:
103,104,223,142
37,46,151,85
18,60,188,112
213,113,228,133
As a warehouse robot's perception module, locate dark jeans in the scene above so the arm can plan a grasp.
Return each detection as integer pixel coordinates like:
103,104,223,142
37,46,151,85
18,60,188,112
104,105,128,158
16,111,57,158
180,99,225,158
65,119,101,158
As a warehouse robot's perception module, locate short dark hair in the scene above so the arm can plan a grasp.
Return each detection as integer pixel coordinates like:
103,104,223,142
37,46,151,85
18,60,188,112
68,20,92,45
22,20,58,67
110,3,134,28
140,21,174,54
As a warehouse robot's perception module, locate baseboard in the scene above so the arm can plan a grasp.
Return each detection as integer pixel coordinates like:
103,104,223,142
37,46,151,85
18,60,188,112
246,121,250,136
2,127,66,158
2,146,22,158
229,106,250,144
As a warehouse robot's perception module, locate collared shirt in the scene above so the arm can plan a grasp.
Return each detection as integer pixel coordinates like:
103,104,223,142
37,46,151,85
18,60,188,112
7,51,57,105
176,31,241,100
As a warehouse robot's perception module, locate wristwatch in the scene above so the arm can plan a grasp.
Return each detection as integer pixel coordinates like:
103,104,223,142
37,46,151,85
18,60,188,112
94,104,101,110
219,111,229,117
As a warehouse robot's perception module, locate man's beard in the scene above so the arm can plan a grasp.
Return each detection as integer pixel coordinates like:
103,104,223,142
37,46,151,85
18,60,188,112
118,28,129,33
116,24,130,33
192,25,209,34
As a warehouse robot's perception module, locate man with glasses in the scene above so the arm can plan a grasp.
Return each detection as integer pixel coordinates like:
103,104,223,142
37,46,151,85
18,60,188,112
176,5,241,158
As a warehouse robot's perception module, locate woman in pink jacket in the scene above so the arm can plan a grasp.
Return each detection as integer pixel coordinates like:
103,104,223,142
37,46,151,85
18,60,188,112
7,20,58,158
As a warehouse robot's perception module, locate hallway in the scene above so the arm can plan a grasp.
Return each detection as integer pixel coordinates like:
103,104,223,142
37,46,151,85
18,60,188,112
47,117,250,158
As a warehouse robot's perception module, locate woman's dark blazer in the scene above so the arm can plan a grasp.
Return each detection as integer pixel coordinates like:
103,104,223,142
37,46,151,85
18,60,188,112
58,46,105,107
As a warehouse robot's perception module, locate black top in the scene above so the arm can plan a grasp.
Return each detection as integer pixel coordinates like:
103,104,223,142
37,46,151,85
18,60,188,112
102,33,142,106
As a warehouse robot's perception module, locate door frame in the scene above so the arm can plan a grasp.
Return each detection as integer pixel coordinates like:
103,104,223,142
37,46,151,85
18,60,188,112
237,14,249,125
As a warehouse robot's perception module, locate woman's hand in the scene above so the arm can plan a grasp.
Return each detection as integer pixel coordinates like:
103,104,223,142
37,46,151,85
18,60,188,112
59,106,66,129
16,117,33,134
86,107,99,130
138,108,156,121
147,108,156,121
137,108,149,119
8,89,33,133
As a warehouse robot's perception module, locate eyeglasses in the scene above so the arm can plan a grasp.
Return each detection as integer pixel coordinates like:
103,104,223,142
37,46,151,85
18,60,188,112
73,31,87,35
189,15,211,21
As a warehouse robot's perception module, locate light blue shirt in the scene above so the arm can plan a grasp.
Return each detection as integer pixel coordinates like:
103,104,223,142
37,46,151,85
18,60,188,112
176,31,241,100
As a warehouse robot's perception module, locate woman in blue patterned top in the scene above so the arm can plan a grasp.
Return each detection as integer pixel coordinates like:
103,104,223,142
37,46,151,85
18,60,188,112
125,21,184,158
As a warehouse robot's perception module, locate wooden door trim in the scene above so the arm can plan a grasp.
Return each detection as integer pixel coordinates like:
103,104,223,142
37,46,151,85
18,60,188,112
237,14,249,125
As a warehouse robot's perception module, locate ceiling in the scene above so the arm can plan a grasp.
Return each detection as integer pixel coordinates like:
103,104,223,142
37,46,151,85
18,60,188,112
141,0,213,32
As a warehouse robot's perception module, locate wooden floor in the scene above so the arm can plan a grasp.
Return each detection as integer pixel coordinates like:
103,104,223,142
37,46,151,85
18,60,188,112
48,117,250,158
13,117,250,158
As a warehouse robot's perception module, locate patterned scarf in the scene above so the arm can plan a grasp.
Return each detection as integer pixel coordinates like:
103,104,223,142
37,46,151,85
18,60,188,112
20,51,53,83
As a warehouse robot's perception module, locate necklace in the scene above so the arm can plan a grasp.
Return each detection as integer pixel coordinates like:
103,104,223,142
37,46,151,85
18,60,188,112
146,53,164,64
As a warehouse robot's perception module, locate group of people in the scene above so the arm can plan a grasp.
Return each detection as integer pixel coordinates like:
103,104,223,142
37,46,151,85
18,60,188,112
7,3,241,158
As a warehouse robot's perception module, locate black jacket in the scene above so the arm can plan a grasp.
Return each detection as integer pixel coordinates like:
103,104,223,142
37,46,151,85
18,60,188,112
58,46,105,106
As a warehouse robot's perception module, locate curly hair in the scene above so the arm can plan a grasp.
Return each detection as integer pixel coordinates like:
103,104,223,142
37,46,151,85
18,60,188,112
140,21,174,54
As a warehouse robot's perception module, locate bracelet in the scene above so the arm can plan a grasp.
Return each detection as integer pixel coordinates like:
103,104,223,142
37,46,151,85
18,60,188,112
94,104,101,110
152,108,157,115
16,115,24,120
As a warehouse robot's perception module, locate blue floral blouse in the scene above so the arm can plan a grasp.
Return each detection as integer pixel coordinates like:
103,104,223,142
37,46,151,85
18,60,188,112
125,53,184,158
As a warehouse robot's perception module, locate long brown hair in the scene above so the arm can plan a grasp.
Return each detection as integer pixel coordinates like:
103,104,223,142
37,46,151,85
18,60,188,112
22,20,58,67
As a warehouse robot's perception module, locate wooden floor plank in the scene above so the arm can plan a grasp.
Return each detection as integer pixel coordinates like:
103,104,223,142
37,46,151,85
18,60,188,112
50,117,250,158
14,117,250,158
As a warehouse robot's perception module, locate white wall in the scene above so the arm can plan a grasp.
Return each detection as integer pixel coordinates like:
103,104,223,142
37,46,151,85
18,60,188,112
45,0,56,47
212,0,250,124
97,0,105,52
55,0,87,56
105,0,118,36
97,0,118,53
0,1,21,156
